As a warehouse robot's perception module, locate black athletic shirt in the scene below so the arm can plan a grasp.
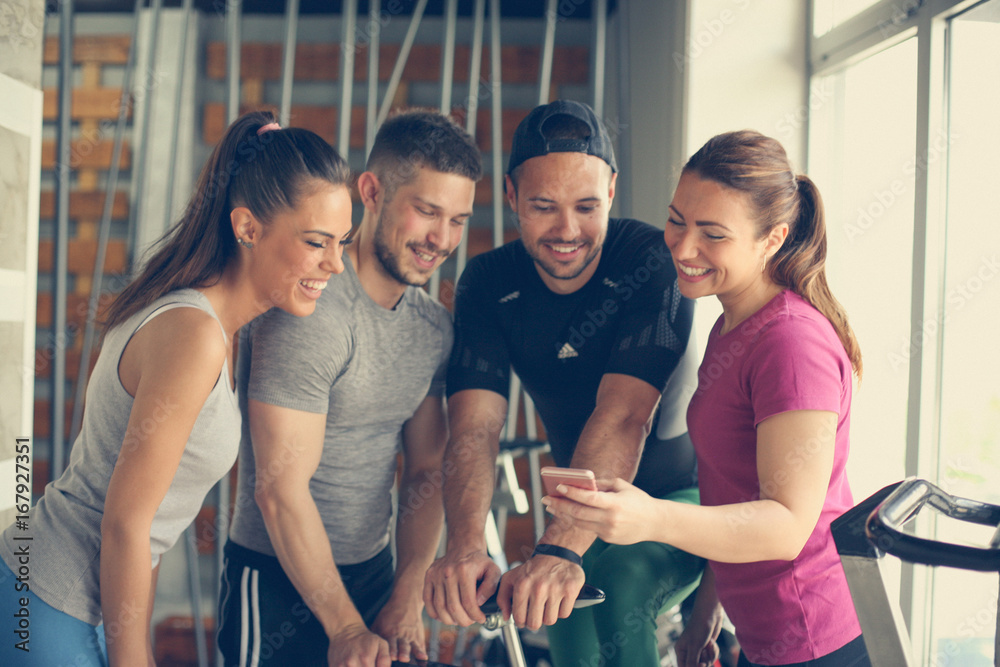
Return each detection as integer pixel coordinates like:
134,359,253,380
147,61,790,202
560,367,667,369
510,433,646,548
447,218,697,497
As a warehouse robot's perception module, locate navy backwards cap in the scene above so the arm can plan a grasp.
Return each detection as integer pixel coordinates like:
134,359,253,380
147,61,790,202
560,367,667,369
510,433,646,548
506,100,618,175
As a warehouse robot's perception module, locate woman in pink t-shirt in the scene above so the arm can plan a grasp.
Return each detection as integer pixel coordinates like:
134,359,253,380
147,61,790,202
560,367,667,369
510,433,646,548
544,130,869,667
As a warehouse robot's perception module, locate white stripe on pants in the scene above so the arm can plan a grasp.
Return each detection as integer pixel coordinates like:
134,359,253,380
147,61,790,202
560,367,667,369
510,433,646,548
239,566,262,667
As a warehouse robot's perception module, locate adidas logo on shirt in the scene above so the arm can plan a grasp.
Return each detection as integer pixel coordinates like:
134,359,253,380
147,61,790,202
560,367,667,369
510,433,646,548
557,343,578,359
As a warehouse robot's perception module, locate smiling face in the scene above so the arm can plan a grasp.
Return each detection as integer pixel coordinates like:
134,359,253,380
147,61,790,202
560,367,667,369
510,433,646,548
370,167,475,287
506,152,617,294
664,171,787,314
249,181,354,317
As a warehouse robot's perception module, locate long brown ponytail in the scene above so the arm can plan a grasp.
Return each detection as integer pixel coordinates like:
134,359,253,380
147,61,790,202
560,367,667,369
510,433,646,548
685,130,862,378
103,110,351,330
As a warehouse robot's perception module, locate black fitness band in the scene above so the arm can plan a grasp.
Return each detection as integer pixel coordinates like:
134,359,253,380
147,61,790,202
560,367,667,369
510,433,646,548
532,543,583,567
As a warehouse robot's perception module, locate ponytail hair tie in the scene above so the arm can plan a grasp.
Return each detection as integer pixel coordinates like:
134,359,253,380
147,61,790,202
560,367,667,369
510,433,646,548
257,122,281,136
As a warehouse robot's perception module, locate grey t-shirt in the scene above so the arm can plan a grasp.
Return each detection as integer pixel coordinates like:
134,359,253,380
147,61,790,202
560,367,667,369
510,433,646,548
228,256,452,565
0,289,240,625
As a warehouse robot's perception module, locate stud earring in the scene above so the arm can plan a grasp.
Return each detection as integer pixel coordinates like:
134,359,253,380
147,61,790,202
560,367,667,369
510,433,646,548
236,237,254,249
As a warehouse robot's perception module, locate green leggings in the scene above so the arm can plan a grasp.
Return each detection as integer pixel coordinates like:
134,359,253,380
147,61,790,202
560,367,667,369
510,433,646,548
545,486,704,667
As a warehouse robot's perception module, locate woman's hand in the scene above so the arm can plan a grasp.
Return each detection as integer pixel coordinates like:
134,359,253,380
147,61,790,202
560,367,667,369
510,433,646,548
676,568,724,667
541,478,655,545
674,626,720,667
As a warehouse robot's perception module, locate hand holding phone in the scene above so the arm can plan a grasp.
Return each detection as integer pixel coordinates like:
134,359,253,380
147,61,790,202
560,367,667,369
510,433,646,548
541,466,598,497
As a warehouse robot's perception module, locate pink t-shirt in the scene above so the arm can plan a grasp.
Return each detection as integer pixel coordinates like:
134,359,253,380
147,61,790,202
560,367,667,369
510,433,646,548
687,291,861,665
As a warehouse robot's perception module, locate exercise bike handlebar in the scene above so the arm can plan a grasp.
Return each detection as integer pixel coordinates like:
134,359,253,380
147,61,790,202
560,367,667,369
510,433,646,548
478,582,606,618
387,584,606,667
865,477,1000,572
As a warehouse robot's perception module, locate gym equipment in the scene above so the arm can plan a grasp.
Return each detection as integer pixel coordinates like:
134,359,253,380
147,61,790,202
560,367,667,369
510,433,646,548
413,583,605,667
832,477,1000,666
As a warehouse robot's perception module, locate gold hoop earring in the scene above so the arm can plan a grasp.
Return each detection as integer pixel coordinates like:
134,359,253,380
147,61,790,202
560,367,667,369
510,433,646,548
760,255,766,273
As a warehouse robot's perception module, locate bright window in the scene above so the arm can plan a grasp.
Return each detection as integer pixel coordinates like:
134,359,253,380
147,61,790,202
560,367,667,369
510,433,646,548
810,0,1000,662
808,37,918,500
928,1,1000,662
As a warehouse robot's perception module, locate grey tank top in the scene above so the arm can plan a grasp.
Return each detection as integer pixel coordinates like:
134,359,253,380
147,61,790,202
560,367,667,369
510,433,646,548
0,288,241,625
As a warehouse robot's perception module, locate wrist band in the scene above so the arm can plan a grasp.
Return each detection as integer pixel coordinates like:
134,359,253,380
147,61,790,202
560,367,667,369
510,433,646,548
532,543,583,567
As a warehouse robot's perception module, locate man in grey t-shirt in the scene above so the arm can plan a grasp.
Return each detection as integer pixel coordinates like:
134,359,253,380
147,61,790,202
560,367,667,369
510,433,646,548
218,111,482,667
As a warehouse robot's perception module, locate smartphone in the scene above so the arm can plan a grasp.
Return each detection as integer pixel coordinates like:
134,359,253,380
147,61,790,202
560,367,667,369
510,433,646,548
540,466,598,497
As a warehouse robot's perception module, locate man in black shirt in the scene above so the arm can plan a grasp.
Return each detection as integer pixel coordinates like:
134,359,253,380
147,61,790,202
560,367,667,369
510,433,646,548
424,100,704,667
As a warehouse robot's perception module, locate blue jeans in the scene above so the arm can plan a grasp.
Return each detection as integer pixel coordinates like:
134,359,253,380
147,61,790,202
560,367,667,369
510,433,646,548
0,556,108,665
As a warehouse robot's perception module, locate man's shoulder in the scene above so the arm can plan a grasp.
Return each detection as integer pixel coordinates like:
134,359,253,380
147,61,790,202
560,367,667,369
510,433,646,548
608,217,666,247
402,285,453,335
604,218,675,274
457,239,525,298
249,276,359,358
300,272,362,327
465,239,524,274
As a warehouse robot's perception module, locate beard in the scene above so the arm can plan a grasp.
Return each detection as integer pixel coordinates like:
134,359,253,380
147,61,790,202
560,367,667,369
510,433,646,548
372,209,445,287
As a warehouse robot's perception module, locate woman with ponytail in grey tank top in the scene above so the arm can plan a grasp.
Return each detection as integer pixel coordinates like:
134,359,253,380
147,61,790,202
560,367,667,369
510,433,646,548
0,111,353,666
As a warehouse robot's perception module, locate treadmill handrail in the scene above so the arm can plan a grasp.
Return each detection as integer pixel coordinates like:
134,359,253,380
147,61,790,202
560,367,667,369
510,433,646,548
865,477,1000,572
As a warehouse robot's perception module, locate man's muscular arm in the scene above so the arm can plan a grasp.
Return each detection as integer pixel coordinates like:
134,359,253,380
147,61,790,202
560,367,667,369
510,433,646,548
373,395,447,663
555,373,662,547
423,389,508,626
498,373,662,629
251,400,391,667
